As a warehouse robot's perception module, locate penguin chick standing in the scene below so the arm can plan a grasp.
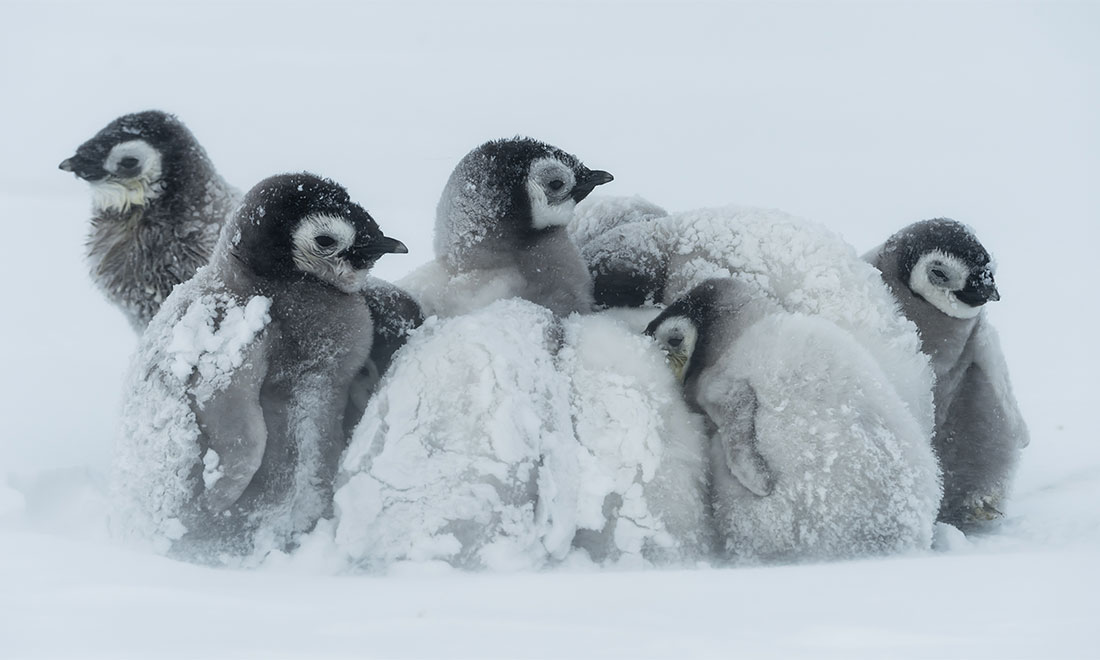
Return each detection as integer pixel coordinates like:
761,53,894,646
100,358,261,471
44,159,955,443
402,137,613,317
867,219,1028,530
60,110,239,330
646,278,942,563
113,173,408,562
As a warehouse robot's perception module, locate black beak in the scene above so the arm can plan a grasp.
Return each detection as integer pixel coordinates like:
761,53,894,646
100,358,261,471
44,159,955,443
956,270,1000,307
59,158,75,172
571,169,614,203
346,235,408,269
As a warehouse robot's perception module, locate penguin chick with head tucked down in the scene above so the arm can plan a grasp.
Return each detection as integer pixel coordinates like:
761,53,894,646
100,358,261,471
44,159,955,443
646,278,942,563
113,173,408,563
60,110,239,330
867,219,1028,531
402,137,613,317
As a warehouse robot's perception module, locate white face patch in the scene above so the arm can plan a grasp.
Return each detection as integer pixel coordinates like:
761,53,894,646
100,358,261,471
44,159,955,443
291,214,369,293
651,315,699,383
526,157,578,230
90,139,164,213
909,251,984,319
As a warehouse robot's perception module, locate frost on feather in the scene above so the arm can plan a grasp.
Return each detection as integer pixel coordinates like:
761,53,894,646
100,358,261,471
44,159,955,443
706,313,941,563
559,312,711,566
111,271,271,554
575,201,935,437
334,299,578,571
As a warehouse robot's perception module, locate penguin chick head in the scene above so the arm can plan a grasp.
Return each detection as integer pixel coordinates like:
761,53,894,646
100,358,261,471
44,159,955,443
435,137,613,266
646,314,698,383
59,110,215,214
645,278,746,384
230,173,407,293
890,219,999,319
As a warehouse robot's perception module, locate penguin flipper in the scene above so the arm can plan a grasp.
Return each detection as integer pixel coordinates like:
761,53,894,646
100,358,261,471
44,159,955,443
720,380,775,497
194,335,270,514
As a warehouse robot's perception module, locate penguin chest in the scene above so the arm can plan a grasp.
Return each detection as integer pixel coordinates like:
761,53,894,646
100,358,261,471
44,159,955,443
86,210,213,316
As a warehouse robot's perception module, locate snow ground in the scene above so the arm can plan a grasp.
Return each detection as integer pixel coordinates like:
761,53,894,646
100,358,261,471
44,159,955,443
1,1,1098,658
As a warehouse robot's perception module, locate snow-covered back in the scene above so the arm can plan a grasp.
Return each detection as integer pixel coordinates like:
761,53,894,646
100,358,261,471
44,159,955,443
578,202,936,435
703,310,941,562
334,300,576,570
113,270,271,555
334,303,714,571
559,312,712,566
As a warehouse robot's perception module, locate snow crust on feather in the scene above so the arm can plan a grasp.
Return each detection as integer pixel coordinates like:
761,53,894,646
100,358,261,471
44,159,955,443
569,195,668,250
111,270,270,554
707,312,941,563
560,312,711,566
333,303,714,571
334,300,578,571
579,202,934,435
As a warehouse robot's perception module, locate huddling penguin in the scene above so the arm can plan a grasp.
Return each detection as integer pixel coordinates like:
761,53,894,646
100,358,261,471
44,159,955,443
112,173,408,564
61,110,424,382
60,110,239,330
646,278,942,563
400,137,613,317
332,139,710,571
867,219,1029,531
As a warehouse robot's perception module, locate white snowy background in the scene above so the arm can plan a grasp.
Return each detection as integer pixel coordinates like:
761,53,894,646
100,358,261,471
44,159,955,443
1,1,1098,657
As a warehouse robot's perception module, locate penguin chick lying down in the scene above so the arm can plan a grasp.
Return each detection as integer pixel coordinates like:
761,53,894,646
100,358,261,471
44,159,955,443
646,278,942,563
113,173,408,563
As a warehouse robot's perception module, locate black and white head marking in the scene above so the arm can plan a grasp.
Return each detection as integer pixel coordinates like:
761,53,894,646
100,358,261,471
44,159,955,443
892,218,1000,319
647,315,699,383
232,173,408,293
58,110,203,213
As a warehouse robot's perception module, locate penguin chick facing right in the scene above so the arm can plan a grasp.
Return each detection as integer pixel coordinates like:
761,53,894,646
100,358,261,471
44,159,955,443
646,278,942,563
867,219,1029,531
60,110,238,330
114,173,408,563
401,137,613,317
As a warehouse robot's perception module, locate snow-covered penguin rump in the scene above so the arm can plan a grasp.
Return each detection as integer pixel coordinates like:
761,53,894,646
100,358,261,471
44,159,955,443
647,278,942,563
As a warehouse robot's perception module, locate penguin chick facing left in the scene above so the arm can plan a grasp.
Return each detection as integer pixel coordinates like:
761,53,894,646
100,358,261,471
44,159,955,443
646,278,942,563
867,219,1028,531
401,137,613,317
113,173,408,563
60,110,239,330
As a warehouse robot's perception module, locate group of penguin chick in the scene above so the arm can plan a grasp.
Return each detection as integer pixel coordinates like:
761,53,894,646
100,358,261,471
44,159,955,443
62,110,1028,569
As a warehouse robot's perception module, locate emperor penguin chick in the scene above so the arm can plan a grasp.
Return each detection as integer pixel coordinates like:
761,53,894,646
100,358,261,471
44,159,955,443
402,137,613,317
646,278,942,563
60,110,239,330
867,218,1028,531
113,173,408,563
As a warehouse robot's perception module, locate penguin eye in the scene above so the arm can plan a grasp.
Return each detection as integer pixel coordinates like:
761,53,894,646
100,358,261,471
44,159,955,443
119,156,140,169
548,179,565,191
928,266,950,286
315,235,337,249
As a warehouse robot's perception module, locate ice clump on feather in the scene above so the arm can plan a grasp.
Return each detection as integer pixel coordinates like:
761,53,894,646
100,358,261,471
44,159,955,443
575,201,936,437
112,272,270,555
333,303,712,571
334,300,578,571
560,312,712,566
704,310,942,562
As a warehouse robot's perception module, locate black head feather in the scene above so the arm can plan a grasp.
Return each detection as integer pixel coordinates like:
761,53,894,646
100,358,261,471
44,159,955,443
231,173,405,283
